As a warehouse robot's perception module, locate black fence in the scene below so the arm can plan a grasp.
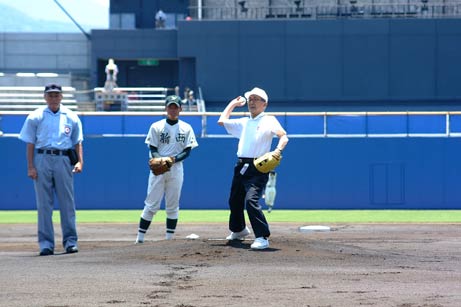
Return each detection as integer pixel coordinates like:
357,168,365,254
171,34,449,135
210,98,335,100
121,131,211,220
188,3,461,20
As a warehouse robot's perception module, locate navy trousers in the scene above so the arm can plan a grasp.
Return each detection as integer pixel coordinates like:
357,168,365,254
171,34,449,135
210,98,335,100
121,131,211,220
228,158,270,238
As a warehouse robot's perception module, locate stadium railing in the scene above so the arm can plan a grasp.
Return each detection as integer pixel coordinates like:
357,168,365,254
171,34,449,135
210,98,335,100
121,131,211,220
93,87,202,112
187,2,461,20
1,111,461,138
0,86,78,111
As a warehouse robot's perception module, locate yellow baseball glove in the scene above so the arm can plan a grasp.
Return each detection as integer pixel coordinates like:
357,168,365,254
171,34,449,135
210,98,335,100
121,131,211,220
253,150,282,173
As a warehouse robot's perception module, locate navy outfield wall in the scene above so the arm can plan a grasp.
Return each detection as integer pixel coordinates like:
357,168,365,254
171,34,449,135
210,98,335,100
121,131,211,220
1,135,461,210
177,18,461,103
92,18,461,103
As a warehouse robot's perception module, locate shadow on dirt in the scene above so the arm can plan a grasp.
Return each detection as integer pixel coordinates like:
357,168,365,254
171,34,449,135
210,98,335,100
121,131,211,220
225,240,279,252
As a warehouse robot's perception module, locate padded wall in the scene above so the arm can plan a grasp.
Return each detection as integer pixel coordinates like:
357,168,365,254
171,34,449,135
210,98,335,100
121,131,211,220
2,135,461,210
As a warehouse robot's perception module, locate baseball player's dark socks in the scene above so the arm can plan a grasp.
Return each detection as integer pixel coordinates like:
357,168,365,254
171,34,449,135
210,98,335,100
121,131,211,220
166,218,177,239
136,218,152,242
139,217,151,232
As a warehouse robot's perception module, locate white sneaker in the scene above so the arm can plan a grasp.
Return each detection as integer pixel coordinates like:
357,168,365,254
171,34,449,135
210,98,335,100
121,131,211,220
251,237,269,250
226,227,251,240
134,238,144,244
165,233,174,240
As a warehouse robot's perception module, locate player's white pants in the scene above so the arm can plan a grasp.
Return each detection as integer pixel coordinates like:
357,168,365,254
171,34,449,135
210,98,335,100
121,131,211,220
142,163,184,221
265,187,276,207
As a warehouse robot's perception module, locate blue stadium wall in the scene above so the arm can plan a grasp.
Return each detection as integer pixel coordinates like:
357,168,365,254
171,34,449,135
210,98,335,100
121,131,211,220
92,18,461,104
2,113,461,210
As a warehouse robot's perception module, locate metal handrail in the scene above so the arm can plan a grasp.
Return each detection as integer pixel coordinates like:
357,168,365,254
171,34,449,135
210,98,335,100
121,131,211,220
188,2,461,20
2,110,461,138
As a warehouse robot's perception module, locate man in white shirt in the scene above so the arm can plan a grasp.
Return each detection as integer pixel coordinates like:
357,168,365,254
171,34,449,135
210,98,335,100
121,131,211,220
218,87,288,250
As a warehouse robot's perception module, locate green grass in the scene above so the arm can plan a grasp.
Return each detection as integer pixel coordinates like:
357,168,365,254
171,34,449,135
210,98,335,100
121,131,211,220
0,210,460,224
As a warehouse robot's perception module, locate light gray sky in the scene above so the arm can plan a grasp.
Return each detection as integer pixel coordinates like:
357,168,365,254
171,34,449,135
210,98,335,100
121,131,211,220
0,0,109,28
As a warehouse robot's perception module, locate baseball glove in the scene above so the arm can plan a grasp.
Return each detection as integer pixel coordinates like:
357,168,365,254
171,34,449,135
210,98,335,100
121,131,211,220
253,151,282,173
149,157,174,176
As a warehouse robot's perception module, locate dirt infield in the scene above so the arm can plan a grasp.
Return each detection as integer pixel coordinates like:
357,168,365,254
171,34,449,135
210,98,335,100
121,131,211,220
0,223,460,307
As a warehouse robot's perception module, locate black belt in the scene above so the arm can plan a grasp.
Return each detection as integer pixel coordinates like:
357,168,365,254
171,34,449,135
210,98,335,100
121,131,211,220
238,157,255,164
37,149,68,156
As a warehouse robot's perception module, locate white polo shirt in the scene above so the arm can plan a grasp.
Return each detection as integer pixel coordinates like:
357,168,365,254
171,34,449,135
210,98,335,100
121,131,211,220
223,113,284,158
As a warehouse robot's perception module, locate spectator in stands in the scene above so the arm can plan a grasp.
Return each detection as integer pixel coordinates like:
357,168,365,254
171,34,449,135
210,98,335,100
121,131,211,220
155,9,166,29
182,86,191,103
18,83,84,256
128,91,139,101
186,90,196,111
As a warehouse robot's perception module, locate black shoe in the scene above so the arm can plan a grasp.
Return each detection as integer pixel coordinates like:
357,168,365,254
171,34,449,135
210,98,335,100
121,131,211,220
39,248,54,256
66,246,78,254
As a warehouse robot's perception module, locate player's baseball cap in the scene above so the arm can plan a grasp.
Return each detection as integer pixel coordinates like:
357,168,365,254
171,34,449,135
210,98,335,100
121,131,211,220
244,87,268,103
44,83,62,93
165,95,182,107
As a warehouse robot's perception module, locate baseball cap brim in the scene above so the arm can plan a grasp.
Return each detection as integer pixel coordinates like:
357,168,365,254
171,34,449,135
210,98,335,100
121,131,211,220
244,87,268,103
44,84,62,93
165,95,182,107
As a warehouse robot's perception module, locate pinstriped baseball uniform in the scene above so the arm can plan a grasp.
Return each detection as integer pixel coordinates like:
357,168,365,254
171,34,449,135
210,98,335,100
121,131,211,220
135,95,199,244
143,118,198,217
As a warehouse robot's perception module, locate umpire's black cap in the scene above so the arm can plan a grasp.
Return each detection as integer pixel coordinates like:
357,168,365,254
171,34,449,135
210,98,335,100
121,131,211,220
44,83,62,93
165,95,182,107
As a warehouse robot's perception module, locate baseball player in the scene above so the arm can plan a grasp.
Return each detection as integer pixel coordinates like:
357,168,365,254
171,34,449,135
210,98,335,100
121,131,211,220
264,171,277,213
135,95,198,243
218,87,288,250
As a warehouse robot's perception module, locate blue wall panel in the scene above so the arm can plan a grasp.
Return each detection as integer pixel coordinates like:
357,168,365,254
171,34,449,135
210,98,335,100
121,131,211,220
327,115,366,134
437,19,461,98
123,115,162,135
185,21,241,100
205,115,224,135
0,114,26,134
342,20,389,99
370,163,388,205
2,136,461,210
368,115,407,134
80,115,124,135
288,31,342,99
285,115,324,135
408,115,446,134
450,114,461,133
388,20,436,99
239,22,286,97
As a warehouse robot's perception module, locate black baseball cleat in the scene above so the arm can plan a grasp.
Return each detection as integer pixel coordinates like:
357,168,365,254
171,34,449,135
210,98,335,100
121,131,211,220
65,246,79,254
39,248,54,256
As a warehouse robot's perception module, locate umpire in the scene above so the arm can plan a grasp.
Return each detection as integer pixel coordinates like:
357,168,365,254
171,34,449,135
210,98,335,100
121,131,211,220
218,87,288,250
19,83,84,256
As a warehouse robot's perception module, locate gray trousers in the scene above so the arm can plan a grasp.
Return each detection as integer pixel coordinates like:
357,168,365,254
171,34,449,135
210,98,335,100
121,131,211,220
33,153,77,251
